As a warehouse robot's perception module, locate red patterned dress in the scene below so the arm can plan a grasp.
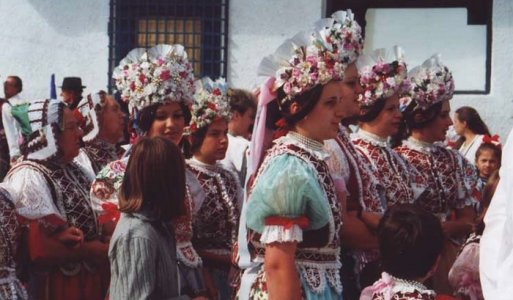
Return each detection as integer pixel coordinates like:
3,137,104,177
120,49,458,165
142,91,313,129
394,137,479,221
324,127,385,284
352,129,427,207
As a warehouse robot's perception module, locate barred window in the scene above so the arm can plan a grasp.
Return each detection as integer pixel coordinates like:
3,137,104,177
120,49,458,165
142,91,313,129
108,0,228,91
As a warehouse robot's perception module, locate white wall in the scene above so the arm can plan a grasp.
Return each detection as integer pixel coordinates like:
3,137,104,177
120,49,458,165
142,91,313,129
451,0,513,140
0,0,109,100
1,0,511,140
228,0,324,90
365,8,487,91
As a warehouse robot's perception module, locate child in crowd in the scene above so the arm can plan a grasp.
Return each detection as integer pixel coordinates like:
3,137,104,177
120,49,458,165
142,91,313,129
475,141,501,186
360,204,444,300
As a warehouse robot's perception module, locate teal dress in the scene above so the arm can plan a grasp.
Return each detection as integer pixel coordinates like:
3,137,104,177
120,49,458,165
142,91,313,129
244,133,343,300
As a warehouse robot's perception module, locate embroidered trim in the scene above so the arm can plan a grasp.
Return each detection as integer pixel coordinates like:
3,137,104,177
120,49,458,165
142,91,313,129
250,139,342,294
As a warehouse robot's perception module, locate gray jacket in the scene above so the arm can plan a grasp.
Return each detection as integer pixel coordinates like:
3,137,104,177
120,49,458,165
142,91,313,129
109,211,190,300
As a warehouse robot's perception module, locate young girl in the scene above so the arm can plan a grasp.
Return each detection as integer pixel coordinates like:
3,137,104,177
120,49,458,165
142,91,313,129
475,140,501,185
360,204,443,300
109,137,188,299
186,78,242,300
91,44,207,298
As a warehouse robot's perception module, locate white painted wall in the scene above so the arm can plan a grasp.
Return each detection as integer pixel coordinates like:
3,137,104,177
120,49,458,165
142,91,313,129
0,0,109,100
365,8,487,91
1,0,511,139
227,0,324,90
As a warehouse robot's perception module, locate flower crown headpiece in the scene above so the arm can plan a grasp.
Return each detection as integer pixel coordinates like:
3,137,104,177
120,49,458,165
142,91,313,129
112,44,195,111
357,46,409,107
400,54,455,111
186,77,232,134
257,10,363,108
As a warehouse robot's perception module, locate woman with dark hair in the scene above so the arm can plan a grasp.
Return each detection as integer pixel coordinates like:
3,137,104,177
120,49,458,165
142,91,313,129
394,55,480,294
108,137,189,299
236,11,365,299
185,77,242,300
453,106,490,162
348,47,428,288
90,44,208,298
360,204,443,300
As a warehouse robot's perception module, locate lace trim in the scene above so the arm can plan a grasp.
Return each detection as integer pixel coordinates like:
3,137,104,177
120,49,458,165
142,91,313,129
275,133,330,161
392,276,434,295
260,225,303,244
356,129,389,147
297,254,343,294
0,267,27,300
404,137,436,153
176,241,203,268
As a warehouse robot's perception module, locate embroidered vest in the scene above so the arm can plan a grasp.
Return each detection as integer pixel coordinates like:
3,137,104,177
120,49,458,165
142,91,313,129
250,141,343,294
188,162,240,256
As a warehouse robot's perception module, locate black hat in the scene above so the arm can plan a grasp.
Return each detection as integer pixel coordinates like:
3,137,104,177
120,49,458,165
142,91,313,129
60,77,86,91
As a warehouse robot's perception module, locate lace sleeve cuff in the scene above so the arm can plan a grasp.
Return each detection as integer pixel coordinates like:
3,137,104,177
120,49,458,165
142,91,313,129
260,225,303,244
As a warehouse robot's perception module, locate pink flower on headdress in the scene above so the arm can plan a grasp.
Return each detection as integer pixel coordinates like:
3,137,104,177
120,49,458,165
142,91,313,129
160,70,171,81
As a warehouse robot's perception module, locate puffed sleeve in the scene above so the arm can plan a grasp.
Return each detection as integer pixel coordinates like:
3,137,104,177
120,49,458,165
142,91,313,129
246,154,330,244
90,157,128,213
453,150,480,209
4,166,63,220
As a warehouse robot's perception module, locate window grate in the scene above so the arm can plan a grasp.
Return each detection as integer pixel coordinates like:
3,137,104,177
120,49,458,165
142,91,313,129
108,0,229,92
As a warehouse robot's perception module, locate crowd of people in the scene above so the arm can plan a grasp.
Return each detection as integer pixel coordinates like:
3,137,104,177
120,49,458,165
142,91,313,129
0,9,508,300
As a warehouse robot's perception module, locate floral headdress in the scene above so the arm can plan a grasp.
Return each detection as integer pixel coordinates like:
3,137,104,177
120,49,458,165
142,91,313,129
401,54,455,111
257,10,363,108
112,44,195,111
357,46,409,107
186,77,231,134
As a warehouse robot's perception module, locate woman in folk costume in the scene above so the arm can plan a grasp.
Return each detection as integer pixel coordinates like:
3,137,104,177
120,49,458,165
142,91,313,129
90,44,208,298
345,47,428,289
352,46,426,206
3,98,109,299
314,12,385,296
185,78,243,299
394,55,480,294
74,91,125,174
238,11,367,298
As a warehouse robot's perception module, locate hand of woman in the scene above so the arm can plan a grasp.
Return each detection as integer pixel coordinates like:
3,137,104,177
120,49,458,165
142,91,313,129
55,226,84,248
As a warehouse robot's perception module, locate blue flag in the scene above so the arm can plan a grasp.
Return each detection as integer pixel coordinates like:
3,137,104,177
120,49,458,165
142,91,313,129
50,74,57,99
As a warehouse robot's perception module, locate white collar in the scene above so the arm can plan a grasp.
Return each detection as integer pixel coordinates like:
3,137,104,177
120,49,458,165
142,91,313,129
404,137,437,153
279,131,329,160
7,93,27,106
356,129,389,147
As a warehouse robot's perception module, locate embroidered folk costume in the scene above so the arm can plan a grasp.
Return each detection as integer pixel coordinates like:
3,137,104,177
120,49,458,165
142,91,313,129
3,98,108,300
90,44,207,296
395,55,480,294
352,47,425,207
360,272,436,300
185,77,242,299
0,187,28,300
238,10,363,299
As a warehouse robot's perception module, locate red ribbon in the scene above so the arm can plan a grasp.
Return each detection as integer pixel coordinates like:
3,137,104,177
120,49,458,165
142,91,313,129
482,134,500,146
98,202,121,225
265,215,309,229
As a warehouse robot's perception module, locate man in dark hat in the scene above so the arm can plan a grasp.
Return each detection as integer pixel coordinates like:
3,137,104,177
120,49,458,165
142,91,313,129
60,77,86,109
